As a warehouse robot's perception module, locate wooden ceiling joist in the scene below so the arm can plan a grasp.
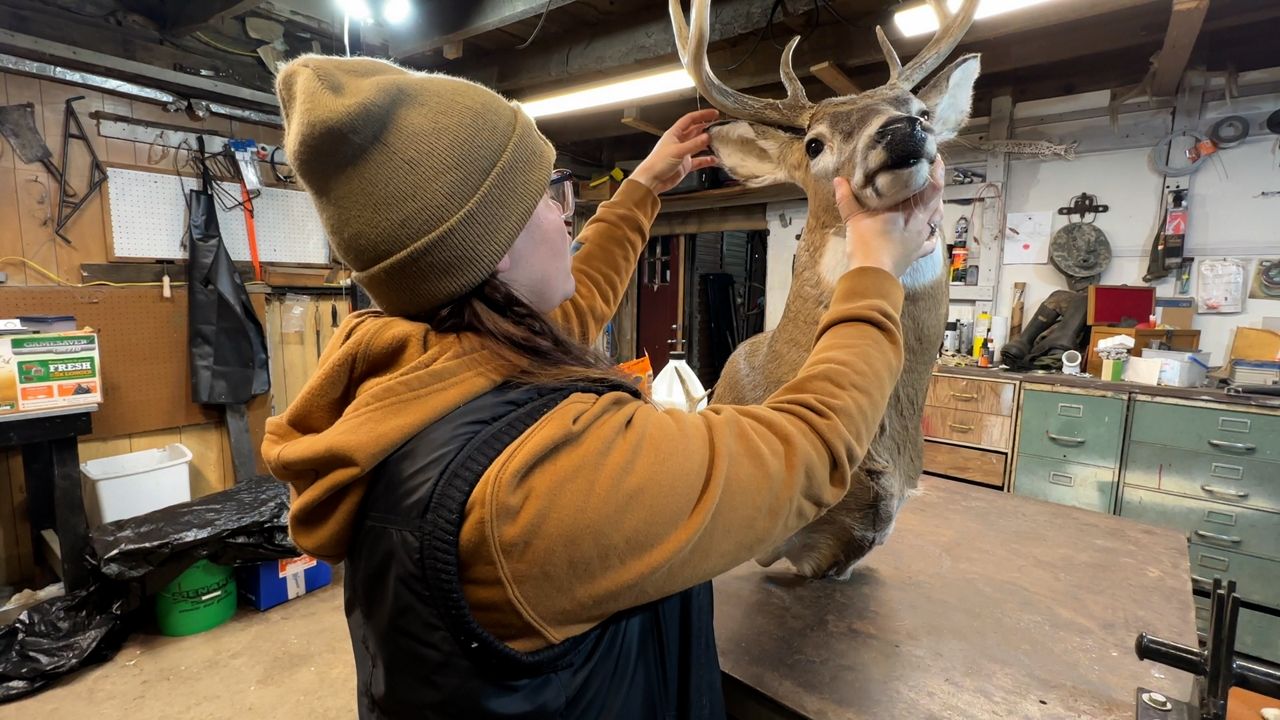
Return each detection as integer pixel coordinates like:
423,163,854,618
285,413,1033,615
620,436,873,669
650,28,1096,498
1151,0,1211,97
810,61,859,95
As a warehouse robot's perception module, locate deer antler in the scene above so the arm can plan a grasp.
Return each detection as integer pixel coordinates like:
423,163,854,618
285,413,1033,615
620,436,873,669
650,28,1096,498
670,0,814,129
878,0,980,89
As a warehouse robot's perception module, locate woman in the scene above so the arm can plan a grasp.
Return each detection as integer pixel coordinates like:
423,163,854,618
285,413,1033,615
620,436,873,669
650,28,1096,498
265,56,941,719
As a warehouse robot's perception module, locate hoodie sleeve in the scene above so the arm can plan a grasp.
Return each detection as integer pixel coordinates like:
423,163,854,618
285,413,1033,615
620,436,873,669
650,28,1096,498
460,267,906,651
548,179,658,343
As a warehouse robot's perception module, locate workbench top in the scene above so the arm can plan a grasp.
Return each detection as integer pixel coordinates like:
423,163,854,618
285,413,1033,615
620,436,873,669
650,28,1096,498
713,477,1197,719
935,364,1280,409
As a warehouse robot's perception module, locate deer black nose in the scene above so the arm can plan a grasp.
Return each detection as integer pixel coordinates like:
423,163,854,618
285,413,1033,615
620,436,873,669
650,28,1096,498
874,115,925,143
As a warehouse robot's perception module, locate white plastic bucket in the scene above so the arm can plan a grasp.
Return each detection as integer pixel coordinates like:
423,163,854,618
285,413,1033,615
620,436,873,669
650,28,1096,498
81,443,193,526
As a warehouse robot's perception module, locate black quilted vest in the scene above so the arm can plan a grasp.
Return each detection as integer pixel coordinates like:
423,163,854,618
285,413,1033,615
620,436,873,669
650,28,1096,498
344,382,726,719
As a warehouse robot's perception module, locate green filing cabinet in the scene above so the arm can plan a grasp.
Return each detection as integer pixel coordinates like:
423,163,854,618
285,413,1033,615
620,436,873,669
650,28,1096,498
1119,396,1280,663
1013,386,1127,513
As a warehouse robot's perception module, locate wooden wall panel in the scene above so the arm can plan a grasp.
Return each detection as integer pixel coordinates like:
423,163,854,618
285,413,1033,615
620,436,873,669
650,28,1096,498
180,423,227,498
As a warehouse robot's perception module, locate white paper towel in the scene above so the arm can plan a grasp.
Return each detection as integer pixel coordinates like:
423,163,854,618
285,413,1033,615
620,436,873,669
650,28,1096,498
990,316,1010,362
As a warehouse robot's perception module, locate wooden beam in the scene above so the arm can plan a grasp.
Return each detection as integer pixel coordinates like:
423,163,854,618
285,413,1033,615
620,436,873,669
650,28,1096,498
459,0,1162,95
442,42,464,60
1151,0,1211,97
391,0,579,58
164,0,263,36
621,107,665,137
810,61,859,95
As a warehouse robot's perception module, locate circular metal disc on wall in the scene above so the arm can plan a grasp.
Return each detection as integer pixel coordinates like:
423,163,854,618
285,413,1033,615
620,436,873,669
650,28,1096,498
1050,222,1112,288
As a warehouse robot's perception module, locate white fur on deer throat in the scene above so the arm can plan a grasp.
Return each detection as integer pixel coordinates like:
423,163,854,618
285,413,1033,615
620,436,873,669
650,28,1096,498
821,227,946,290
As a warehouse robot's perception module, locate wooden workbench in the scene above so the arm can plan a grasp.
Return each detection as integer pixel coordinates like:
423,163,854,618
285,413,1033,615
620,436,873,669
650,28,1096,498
714,477,1198,719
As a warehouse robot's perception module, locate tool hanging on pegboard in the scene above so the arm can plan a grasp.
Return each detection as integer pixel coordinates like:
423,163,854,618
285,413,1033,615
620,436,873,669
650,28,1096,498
53,97,108,245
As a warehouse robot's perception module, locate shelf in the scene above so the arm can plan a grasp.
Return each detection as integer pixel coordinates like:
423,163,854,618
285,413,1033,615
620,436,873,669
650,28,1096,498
948,285,995,301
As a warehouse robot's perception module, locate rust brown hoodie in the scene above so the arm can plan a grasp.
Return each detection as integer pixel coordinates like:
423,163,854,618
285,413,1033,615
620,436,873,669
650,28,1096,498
263,180,906,651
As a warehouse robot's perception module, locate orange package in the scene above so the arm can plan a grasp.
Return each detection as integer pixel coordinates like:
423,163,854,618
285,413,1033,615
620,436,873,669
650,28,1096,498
617,354,653,396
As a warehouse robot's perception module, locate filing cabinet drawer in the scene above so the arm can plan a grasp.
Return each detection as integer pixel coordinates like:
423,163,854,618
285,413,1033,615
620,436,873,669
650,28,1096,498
1195,596,1280,664
1131,400,1280,463
1123,442,1280,512
1013,454,1117,513
1017,390,1125,468
922,406,1011,450
1119,487,1280,560
1187,543,1280,608
926,375,1016,416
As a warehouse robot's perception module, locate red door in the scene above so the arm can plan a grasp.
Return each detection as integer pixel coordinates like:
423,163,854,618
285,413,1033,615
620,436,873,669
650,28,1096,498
636,235,683,371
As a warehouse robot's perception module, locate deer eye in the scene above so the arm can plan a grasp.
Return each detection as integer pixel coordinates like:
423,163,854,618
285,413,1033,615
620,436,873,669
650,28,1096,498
919,109,932,121
805,138,825,159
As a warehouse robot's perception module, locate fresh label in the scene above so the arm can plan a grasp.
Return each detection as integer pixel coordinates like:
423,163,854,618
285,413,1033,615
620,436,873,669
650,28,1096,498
10,336,96,352
18,357,97,384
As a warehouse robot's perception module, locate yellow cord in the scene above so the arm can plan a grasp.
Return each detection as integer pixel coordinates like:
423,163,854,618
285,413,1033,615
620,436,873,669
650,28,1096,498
193,32,261,58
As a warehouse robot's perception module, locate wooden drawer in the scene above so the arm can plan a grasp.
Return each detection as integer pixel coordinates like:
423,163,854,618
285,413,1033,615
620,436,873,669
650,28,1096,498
922,406,1011,449
1012,455,1117,513
1195,596,1280,664
1130,400,1280,463
926,375,1016,416
1123,442,1280,513
1017,390,1125,468
923,441,1005,487
1188,543,1280,608
1119,486,1280,560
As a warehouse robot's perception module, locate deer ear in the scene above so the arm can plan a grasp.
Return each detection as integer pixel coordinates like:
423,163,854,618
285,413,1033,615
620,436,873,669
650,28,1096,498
917,54,980,140
708,120,802,187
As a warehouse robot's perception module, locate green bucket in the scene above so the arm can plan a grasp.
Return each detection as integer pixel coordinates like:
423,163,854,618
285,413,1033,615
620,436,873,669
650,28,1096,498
155,559,237,637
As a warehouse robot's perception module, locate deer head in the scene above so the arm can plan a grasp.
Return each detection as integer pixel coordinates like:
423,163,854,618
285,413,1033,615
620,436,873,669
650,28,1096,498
670,0,981,213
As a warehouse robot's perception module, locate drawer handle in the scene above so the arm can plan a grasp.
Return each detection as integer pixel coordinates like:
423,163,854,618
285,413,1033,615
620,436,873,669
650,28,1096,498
950,392,977,401
949,423,974,432
1208,439,1256,452
1201,485,1249,499
1049,472,1075,487
1046,431,1085,445
1194,530,1242,544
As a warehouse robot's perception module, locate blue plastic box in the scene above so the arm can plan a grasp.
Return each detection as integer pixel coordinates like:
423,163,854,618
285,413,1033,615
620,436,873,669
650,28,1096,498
237,556,332,611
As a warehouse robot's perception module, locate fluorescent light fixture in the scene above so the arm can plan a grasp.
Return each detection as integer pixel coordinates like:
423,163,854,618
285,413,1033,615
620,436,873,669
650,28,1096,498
521,68,695,119
383,0,412,24
337,0,372,22
893,0,1054,37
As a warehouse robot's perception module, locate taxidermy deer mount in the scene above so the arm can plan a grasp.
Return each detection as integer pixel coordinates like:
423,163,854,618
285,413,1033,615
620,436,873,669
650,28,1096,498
669,0,981,578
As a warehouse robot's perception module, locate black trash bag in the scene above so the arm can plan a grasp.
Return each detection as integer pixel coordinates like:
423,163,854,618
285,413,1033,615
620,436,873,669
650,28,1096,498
92,477,296,596
0,478,297,704
187,146,270,405
0,587,130,702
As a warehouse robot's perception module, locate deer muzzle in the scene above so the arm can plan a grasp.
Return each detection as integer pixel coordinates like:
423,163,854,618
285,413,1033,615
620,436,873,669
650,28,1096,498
876,115,931,170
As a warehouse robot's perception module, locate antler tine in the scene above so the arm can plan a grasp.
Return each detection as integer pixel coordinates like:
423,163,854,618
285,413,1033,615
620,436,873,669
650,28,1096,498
875,26,903,83
778,35,812,107
897,0,979,89
668,0,814,129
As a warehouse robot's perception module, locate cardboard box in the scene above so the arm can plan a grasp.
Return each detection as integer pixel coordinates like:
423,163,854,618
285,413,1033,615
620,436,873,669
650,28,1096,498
0,332,102,415
1155,297,1195,329
1087,285,1156,326
1100,358,1127,382
1085,327,1200,375
237,555,332,611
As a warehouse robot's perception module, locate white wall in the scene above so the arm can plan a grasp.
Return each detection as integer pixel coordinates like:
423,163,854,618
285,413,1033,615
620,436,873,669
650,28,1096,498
763,199,808,331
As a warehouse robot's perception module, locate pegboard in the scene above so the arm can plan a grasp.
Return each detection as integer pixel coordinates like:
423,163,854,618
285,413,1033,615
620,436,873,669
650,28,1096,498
107,167,331,265
0,287,220,438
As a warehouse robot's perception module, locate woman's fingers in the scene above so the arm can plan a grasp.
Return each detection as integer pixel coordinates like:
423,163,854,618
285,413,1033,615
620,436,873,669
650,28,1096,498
833,176,863,224
674,132,712,157
671,109,720,138
690,155,720,171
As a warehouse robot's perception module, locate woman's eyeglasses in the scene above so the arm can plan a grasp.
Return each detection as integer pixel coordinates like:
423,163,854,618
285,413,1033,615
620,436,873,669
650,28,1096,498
549,169,575,220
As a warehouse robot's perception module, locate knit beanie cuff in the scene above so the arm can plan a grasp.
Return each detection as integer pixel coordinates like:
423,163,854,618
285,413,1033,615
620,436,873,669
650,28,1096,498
354,106,554,317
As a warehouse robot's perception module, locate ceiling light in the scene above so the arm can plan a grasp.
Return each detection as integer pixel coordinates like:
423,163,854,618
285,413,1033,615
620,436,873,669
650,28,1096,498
383,0,412,24
893,0,1054,37
337,0,372,22
521,68,695,119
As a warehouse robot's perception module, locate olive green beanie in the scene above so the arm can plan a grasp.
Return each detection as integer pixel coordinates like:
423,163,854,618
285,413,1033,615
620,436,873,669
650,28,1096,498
276,55,555,316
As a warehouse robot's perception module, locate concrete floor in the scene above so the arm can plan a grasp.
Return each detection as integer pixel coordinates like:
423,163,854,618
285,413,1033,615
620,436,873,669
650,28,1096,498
5,583,354,720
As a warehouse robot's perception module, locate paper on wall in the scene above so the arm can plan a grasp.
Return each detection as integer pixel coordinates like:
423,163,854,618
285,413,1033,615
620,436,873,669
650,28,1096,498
1003,212,1052,264
1197,258,1247,314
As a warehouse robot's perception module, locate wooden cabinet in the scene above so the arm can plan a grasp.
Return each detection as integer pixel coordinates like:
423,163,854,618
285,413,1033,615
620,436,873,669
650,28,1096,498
1084,327,1200,374
922,371,1018,489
